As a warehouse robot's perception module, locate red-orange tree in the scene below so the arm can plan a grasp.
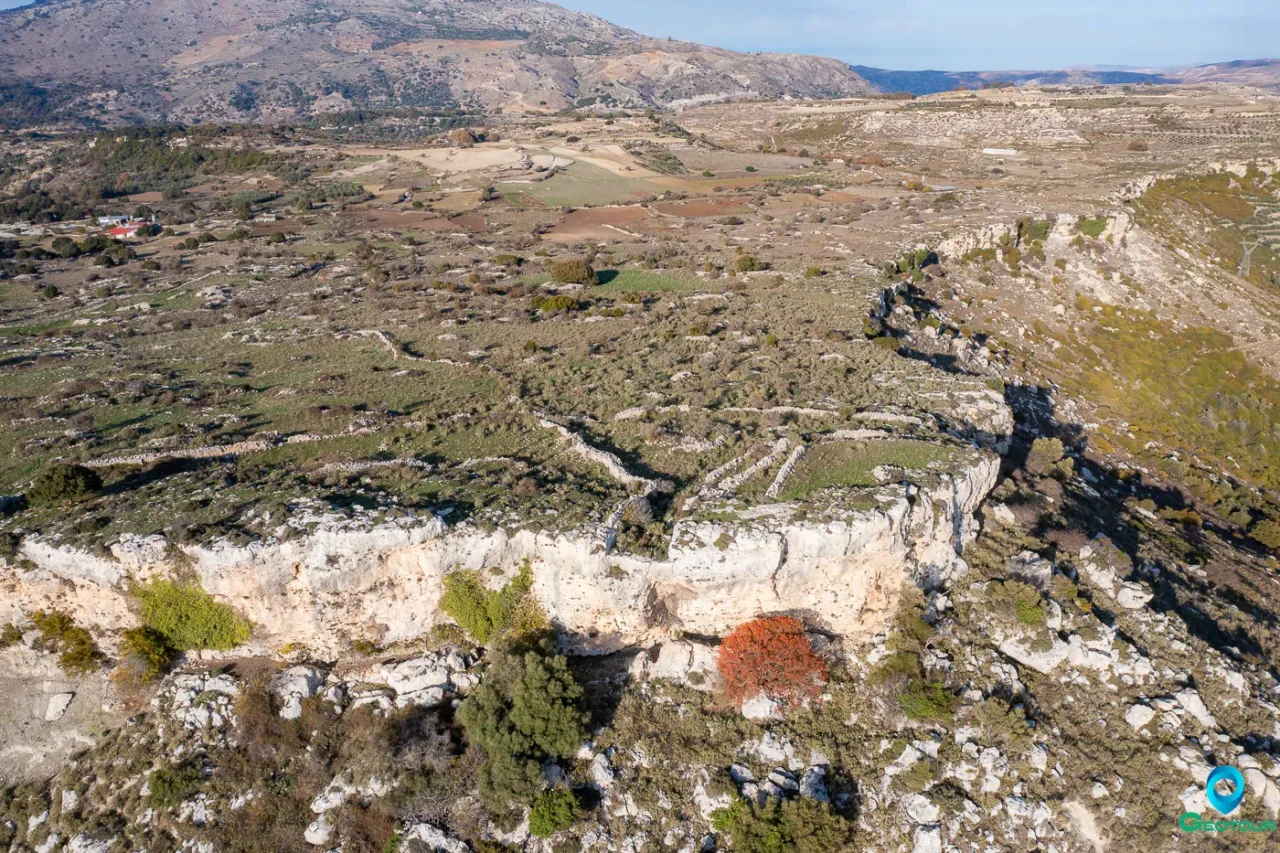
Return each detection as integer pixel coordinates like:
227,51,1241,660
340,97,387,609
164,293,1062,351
717,616,827,709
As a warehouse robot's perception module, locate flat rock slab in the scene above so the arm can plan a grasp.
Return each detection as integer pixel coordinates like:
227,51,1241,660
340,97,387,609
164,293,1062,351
44,693,74,722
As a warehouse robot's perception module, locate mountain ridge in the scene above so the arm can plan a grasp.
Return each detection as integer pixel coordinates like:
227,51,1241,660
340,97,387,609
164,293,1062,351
0,0,875,125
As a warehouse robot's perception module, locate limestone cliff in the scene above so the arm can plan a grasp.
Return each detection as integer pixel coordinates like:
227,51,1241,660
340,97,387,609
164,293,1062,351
0,455,999,656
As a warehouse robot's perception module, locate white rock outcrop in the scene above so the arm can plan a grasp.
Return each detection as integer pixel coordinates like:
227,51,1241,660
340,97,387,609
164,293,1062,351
1,452,1001,655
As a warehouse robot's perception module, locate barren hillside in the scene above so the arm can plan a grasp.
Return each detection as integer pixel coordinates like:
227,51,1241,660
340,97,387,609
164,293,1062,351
0,0,874,125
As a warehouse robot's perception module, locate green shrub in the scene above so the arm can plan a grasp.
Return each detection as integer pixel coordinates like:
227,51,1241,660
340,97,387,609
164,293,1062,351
868,651,921,685
528,789,580,837
457,644,589,812
118,626,177,683
532,294,581,313
148,762,203,808
51,236,79,258
440,565,532,645
26,464,102,505
735,255,764,272
871,335,900,351
899,679,958,722
549,258,596,285
1025,437,1065,477
1078,216,1107,238
1250,519,1280,553
135,581,252,651
714,797,854,853
30,610,103,675
1015,597,1046,625
0,623,22,648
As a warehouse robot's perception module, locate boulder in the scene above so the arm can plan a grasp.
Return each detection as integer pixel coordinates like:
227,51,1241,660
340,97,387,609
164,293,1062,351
270,665,325,720
44,693,74,722
590,753,615,790
1115,583,1153,610
905,794,940,824
1125,704,1156,731
1007,551,1053,591
310,772,357,814
800,766,829,802
740,693,781,721
999,638,1069,674
643,640,719,691
304,815,333,847
1175,689,1218,730
913,825,942,853
401,823,470,853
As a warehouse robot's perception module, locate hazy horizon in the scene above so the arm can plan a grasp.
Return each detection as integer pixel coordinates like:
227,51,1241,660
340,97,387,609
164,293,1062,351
1,0,1277,72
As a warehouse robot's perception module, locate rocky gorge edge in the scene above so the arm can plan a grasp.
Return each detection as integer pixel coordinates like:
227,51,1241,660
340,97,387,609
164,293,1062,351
0,452,1002,658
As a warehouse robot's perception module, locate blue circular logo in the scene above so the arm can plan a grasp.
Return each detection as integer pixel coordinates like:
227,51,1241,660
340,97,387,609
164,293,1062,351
1206,765,1246,815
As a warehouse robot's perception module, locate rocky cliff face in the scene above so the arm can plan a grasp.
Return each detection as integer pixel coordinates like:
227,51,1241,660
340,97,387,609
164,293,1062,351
0,454,999,656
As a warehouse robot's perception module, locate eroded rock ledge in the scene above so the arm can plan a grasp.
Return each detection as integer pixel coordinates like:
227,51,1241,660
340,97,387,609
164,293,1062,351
0,453,999,656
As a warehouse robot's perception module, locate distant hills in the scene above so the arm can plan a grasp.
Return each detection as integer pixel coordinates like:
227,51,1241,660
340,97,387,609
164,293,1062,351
0,0,874,126
852,59,1280,96
0,0,1275,128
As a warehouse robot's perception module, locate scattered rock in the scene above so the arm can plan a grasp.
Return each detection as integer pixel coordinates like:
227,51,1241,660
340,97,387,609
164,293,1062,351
270,665,325,720
1116,583,1153,610
1008,550,1053,591
1125,704,1156,731
590,753,615,790
303,814,333,847
740,693,781,721
401,823,471,852
912,824,942,853
44,693,74,722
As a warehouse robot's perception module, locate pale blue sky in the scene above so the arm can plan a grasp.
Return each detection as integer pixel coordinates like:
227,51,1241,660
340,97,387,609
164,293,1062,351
0,0,1275,70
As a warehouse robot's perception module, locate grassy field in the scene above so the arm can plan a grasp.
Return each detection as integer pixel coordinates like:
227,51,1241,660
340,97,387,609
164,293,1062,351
778,440,954,501
497,159,665,208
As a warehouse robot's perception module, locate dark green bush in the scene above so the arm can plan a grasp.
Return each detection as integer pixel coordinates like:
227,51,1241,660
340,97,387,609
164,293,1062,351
147,762,203,808
50,236,79,258
26,464,102,505
528,789,580,837
456,643,588,812
900,678,958,722
1250,519,1280,553
712,797,854,853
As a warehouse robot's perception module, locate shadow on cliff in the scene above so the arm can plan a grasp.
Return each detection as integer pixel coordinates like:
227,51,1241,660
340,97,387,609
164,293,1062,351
568,647,644,731
1001,385,1277,669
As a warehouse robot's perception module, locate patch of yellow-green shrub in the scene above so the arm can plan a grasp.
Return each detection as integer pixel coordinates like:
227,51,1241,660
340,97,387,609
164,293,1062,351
134,580,252,651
